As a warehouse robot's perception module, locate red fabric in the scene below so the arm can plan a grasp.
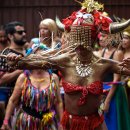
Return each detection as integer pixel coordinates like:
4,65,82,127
62,79,103,105
62,9,112,36
61,110,104,130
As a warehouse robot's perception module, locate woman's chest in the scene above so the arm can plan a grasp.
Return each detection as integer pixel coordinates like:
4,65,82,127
124,52,130,59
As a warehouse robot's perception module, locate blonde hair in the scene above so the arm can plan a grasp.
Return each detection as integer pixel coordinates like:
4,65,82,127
39,18,57,37
123,26,130,37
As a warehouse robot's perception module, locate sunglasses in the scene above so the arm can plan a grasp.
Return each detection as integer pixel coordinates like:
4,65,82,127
15,30,26,35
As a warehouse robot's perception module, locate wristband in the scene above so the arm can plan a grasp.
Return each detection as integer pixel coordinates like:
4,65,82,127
3,119,8,125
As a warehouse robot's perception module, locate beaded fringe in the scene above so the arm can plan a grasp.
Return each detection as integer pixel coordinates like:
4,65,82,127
61,111,104,130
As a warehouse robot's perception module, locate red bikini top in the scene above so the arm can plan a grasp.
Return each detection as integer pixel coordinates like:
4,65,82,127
62,79,103,106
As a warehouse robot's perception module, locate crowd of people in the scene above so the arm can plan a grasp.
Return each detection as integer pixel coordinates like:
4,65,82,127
0,0,130,130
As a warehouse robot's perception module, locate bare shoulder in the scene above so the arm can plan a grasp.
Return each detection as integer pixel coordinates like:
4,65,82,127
114,50,124,61
16,73,26,85
52,73,59,81
115,50,124,56
93,50,102,57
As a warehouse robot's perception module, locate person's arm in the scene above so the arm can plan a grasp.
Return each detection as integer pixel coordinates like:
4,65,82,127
1,73,25,130
7,49,71,71
53,74,63,130
112,62,130,76
0,70,23,86
0,71,6,78
103,50,124,112
101,57,130,76
119,57,130,70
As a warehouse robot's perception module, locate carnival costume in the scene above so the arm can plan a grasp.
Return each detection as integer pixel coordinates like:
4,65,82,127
61,79,104,130
1,0,130,130
56,1,111,129
55,0,130,130
11,70,59,130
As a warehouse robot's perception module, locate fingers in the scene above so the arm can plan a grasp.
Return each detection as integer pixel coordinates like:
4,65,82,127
124,58,130,61
120,63,130,69
0,124,11,130
0,125,5,130
7,53,16,61
0,71,6,77
7,53,22,61
123,58,130,63
15,55,22,61
118,58,130,70
68,52,76,57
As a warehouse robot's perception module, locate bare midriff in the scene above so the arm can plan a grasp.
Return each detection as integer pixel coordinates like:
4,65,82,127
64,93,101,116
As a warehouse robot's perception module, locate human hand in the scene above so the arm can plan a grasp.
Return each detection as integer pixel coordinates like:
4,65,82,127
58,123,63,130
7,53,22,66
0,71,6,78
103,102,110,113
119,58,130,70
0,124,11,130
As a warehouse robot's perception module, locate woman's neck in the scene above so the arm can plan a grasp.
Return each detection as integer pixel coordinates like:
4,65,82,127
77,50,94,64
31,70,49,78
40,37,52,48
106,45,116,51
124,47,130,53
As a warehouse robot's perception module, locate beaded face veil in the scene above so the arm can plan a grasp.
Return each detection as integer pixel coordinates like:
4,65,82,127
69,25,94,77
69,26,92,49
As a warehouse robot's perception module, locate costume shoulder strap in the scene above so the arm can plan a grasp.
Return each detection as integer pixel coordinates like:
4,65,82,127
101,48,106,57
23,70,31,82
109,50,116,59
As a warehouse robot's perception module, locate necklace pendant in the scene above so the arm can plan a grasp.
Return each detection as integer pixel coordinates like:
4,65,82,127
76,63,93,77
76,56,94,77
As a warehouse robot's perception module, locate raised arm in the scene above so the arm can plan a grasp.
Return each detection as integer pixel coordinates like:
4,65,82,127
0,70,23,86
11,47,74,71
104,58,130,76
